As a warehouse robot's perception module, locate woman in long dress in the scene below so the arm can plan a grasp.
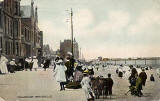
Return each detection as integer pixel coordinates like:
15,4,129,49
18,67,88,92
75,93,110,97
156,68,160,78
32,56,38,71
81,70,95,101
0,55,8,74
54,59,67,91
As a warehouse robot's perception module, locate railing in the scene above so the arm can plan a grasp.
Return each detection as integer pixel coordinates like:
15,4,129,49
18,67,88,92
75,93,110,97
101,59,160,67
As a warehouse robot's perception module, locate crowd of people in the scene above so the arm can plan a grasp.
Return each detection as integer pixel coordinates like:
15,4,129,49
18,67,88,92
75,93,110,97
0,52,159,101
0,53,53,74
52,56,159,101
52,54,114,101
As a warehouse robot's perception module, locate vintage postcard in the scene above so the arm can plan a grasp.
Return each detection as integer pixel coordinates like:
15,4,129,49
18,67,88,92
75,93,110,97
0,0,160,101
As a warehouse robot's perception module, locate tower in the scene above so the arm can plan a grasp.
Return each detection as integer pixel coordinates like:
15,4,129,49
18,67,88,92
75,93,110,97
31,0,34,18
35,6,38,24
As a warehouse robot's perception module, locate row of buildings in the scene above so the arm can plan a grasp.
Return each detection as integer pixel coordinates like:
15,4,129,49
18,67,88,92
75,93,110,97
0,0,43,60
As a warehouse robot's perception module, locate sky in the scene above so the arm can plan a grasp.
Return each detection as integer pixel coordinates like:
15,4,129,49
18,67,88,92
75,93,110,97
21,0,160,60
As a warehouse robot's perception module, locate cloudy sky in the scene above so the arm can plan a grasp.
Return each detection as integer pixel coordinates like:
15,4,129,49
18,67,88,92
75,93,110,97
21,0,160,59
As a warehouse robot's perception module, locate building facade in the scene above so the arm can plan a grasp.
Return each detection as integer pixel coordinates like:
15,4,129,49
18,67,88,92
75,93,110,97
0,2,3,54
21,1,43,58
0,0,43,60
0,0,21,60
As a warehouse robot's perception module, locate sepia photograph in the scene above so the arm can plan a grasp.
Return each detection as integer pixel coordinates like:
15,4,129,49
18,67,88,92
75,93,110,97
0,0,160,101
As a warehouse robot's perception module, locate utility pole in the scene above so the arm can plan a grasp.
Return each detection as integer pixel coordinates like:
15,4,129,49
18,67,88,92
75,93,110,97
79,47,81,60
70,8,74,58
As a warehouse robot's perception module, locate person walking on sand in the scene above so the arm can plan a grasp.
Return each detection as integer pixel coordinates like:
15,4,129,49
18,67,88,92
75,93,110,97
136,74,143,97
139,69,147,86
54,59,67,91
81,70,95,101
105,73,114,98
150,74,155,82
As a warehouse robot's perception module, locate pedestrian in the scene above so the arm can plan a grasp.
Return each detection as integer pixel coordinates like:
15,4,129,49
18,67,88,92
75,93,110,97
43,59,50,71
105,73,114,98
156,68,160,78
81,70,95,101
24,58,29,71
9,59,16,73
116,68,119,74
65,57,73,82
139,69,147,86
74,65,83,82
118,69,123,78
54,59,67,91
32,56,38,71
0,54,8,74
129,68,138,87
25,57,32,71
88,66,94,78
96,65,99,71
150,74,155,82
17,58,23,71
136,74,143,97
50,59,56,70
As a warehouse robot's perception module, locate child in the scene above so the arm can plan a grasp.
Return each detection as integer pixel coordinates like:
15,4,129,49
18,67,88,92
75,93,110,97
106,73,114,98
150,74,155,82
81,70,94,101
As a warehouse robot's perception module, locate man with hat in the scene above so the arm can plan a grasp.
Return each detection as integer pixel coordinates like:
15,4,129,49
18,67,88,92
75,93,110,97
139,69,147,86
81,70,95,101
105,73,114,98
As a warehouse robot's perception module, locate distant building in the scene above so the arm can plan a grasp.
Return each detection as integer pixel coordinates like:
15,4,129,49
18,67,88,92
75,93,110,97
60,39,79,59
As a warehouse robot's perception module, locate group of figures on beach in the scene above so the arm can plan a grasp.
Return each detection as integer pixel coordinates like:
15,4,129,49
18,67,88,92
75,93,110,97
52,54,114,101
53,55,159,101
0,52,159,101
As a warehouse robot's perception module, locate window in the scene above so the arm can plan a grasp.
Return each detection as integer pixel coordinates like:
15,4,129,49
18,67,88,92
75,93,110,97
0,37,2,50
0,9,2,28
8,17,9,35
14,20,18,38
25,28,27,40
16,42,19,56
5,41,7,55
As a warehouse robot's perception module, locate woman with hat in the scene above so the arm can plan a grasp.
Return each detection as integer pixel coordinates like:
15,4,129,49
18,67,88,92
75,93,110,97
88,66,94,78
54,59,67,91
81,70,95,101
32,56,38,71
